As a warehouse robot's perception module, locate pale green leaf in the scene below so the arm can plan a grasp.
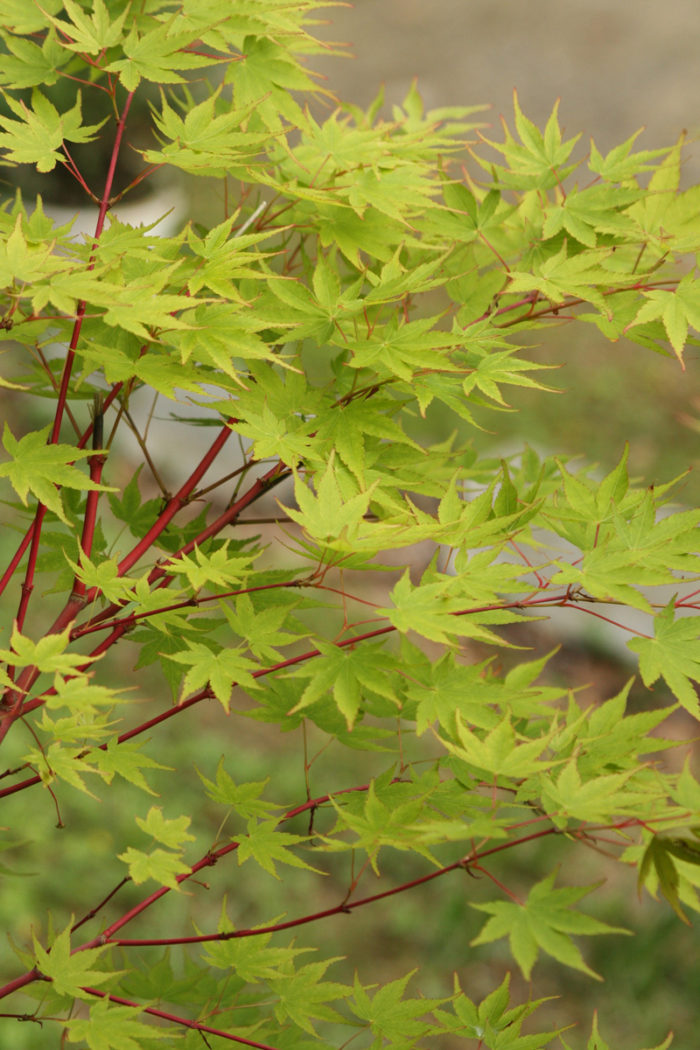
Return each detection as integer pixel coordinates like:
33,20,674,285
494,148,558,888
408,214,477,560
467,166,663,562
33,923,111,999
0,424,115,523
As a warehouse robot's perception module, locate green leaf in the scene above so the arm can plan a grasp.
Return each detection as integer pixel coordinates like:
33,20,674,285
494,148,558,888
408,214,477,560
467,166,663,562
628,601,700,717
475,93,580,189
107,25,213,90
145,89,268,173
135,806,196,850
0,212,71,286
198,760,280,819
202,906,310,979
471,870,629,979
92,738,169,796
0,87,104,170
627,272,700,362
588,129,671,181
289,640,399,729
506,243,616,317
118,846,190,890
43,674,125,717
269,958,349,1034
64,552,142,605
236,818,321,878
443,713,553,781
541,759,636,823
410,650,562,736
350,970,445,1046
596,443,630,513
66,998,170,1048
23,741,103,796
461,346,557,406
45,0,128,54
325,780,440,871
222,592,303,662
225,34,319,128
282,455,375,543
637,834,696,924
33,923,111,999
433,973,559,1048
383,568,509,646
0,29,68,89
0,424,115,523
167,641,260,711
346,313,465,381
672,758,700,811
567,1013,673,1050
0,623,88,676
167,543,256,591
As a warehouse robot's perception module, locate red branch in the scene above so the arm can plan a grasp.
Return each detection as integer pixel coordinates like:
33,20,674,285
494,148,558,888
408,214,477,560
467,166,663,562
0,587,618,795
82,982,285,1050
13,92,135,633
0,422,238,731
0,808,650,1022
0,375,130,602
104,818,649,949
72,407,107,600
82,987,282,1050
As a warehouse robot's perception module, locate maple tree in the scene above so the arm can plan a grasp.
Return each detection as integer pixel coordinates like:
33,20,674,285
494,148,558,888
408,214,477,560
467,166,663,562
0,2,699,1048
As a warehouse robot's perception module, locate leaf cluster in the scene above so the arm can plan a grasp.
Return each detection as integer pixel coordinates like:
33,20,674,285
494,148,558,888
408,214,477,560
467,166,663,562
0,3,698,1049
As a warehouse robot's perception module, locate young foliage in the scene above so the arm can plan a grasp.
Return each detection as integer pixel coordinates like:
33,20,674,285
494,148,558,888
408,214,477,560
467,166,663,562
0,3,697,1049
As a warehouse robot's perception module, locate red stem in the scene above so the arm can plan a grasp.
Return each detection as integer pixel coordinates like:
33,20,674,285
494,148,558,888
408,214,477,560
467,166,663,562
0,421,236,728
73,784,388,950
108,819,645,950
112,863,469,947
144,459,290,587
72,452,106,600
0,587,605,786
13,504,48,635
115,420,236,580
13,92,135,632
71,579,307,639
0,812,648,1015
0,377,131,601
73,458,289,650
82,987,281,1049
